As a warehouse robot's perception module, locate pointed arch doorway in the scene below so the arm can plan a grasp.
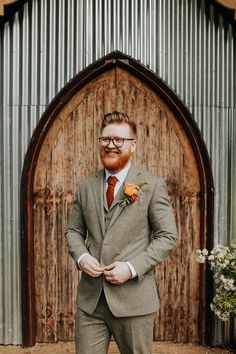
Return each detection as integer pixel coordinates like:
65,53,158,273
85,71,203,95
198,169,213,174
21,51,214,346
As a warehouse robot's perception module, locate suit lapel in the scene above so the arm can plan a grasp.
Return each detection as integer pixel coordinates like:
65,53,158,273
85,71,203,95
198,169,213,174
107,164,142,232
92,169,106,236
103,183,109,212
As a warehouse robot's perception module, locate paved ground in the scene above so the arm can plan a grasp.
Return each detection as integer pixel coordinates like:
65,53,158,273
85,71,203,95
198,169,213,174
0,342,234,354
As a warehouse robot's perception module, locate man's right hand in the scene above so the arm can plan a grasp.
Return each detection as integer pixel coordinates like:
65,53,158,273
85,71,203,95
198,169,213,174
80,254,104,277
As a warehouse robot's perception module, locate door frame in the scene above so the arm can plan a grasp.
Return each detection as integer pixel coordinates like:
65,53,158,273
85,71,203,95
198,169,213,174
20,51,214,346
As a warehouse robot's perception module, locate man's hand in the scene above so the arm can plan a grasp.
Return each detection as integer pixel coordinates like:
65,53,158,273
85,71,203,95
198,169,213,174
80,254,104,277
104,261,132,284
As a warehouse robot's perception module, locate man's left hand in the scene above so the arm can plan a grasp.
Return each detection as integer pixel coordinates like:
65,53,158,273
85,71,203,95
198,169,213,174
104,262,132,284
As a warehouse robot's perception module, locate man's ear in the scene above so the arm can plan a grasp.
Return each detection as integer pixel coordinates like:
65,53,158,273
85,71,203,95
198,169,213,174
131,139,137,153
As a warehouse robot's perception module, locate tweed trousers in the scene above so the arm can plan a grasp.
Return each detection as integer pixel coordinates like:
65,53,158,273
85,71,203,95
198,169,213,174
75,291,155,354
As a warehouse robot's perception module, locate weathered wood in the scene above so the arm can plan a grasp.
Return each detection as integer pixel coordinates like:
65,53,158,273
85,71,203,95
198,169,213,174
115,68,201,342
21,51,214,346
33,66,201,343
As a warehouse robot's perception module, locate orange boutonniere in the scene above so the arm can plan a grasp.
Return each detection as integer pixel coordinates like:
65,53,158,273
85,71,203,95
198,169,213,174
119,182,148,207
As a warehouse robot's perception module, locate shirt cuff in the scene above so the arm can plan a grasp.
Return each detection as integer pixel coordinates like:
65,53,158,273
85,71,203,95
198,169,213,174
77,253,90,269
126,261,137,278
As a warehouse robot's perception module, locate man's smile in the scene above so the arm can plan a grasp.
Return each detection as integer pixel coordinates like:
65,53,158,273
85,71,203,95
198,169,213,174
104,150,120,157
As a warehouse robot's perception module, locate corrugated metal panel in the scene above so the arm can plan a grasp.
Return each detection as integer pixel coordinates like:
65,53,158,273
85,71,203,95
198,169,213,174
0,0,235,345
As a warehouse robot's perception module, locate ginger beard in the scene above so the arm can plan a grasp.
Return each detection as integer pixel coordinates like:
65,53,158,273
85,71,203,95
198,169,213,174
99,123,136,173
100,146,132,173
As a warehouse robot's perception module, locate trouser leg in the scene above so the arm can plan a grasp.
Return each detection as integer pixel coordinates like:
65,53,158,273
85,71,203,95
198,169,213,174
75,290,155,354
75,306,111,354
110,311,156,354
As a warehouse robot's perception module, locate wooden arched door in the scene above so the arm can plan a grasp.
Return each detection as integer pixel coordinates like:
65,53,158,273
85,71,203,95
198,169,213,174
21,52,214,346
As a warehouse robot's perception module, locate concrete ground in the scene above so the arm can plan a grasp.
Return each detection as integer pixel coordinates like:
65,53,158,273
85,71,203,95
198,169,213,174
0,342,234,354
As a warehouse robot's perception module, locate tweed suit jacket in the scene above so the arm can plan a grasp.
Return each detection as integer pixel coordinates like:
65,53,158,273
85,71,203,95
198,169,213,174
65,163,178,317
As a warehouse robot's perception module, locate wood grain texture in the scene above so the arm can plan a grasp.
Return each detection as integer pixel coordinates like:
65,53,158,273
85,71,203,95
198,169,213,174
33,67,201,343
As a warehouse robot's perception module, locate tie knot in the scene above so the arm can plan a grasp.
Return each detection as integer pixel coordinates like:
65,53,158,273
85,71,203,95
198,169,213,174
107,176,118,187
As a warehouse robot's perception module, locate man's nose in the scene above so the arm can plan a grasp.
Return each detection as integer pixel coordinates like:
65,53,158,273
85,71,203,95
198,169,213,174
107,139,116,148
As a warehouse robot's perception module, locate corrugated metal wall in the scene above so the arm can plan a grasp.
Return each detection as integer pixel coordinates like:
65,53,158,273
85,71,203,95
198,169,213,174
0,0,235,345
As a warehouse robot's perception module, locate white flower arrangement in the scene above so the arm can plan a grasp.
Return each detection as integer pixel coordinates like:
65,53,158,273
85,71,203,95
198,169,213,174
196,244,236,321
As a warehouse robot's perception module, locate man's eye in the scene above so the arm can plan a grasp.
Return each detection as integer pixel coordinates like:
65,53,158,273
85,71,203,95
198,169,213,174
114,138,124,143
102,138,110,143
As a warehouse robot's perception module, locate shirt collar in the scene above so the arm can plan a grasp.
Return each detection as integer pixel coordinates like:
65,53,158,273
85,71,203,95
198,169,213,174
105,161,131,184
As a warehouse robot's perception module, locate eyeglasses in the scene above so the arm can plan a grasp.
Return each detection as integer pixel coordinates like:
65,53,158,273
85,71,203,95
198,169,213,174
98,137,135,148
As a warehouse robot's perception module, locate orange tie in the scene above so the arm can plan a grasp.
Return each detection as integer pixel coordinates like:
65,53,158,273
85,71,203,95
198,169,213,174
106,176,118,208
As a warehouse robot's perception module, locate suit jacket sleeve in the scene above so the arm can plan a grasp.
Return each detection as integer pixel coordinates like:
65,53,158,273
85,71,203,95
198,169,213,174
65,184,88,266
129,178,178,281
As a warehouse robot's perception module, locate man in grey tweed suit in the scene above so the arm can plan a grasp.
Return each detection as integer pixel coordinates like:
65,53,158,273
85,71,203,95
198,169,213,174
65,111,178,354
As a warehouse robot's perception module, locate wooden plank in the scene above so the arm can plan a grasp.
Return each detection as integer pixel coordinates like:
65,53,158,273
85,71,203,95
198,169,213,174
116,68,201,342
33,70,117,342
33,66,202,343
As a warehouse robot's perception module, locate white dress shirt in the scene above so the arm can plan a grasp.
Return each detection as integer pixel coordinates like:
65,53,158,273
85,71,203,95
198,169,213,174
78,162,137,278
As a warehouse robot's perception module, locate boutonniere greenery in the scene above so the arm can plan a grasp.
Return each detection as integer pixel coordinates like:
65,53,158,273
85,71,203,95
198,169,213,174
118,182,148,207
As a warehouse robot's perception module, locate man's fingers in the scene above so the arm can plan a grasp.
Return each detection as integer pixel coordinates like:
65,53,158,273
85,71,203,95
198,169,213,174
105,276,118,283
84,264,103,277
104,270,119,282
104,262,117,277
80,255,104,276
89,261,104,272
104,262,118,277
104,262,117,271
88,269,103,277
105,275,122,284
104,262,132,284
